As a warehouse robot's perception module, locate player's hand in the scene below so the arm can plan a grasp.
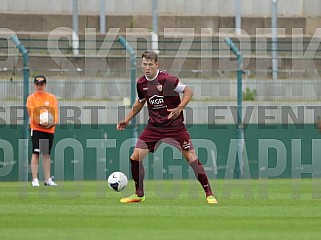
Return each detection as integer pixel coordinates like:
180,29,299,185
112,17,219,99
39,120,55,129
44,122,55,129
167,107,183,120
117,120,128,130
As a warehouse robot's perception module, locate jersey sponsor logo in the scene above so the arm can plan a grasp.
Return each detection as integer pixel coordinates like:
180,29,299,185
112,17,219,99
148,95,167,109
149,95,164,105
44,101,49,106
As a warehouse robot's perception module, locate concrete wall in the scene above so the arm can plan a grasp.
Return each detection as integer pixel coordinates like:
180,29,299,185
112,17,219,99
1,0,321,16
1,13,319,35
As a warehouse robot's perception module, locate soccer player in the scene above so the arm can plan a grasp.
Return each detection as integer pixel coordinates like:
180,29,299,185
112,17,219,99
117,51,217,204
26,75,58,187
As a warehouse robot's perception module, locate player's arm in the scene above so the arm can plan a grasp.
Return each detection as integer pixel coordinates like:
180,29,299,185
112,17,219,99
42,119,56,129
45,96,58,129
39,115,56,129
168,84,193,120
179,85,193,109
26,96,32,117
40,96,58,129
117,98,146,130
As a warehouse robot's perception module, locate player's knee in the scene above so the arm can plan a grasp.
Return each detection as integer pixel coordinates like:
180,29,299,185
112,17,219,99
182,149,197,162
130,150,140,161
131,148,148,161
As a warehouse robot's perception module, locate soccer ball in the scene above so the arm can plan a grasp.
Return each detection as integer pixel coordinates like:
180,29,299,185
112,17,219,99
107,172,128,192
39,111,53,125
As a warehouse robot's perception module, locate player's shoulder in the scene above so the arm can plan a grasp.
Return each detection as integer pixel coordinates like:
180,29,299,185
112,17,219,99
159,70,178,81
137,75,146,84
159,71,179,87
27,92,36,100
158,70,174,79
47,92,56,98
46,92,58,101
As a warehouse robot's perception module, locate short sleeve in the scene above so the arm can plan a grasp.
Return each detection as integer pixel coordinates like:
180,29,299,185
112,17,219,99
26,95,33,109
136,82,145,101
26,95,34,117
173,81,186,93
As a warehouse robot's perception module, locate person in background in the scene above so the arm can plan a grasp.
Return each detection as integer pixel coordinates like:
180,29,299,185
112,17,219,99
26,75,58,187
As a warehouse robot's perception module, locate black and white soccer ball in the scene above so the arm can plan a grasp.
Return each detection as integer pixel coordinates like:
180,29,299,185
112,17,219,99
39,111,53,125
107,172,128,192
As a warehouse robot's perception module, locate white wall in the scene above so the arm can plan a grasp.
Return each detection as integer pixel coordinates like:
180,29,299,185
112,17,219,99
1,0,321,16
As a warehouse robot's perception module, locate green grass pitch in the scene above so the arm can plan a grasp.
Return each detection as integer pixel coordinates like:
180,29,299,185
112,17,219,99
1,179,321,240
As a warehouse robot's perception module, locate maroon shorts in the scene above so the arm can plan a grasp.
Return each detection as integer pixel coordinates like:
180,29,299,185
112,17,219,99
136,126,193,152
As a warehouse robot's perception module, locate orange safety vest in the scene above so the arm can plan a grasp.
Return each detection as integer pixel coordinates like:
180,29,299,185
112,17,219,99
26,92,58,133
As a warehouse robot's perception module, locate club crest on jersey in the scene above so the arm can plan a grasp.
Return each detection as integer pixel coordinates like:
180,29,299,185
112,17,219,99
156,83,163,92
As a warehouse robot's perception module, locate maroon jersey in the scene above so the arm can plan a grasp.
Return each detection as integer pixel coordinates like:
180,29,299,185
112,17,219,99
137,70,185,128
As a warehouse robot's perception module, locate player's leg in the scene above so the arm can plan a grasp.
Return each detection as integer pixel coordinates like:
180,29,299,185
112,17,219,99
120,147,148,203
30,129,40,186
41,133,57,186
120,128,159,203
31,153,40,186
43,160,57,186
43,154,51,181
130,147,149,197
182,149,213,195
168,127,217,204
182,149,217,204
31,153,39,180
42,154,57,186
